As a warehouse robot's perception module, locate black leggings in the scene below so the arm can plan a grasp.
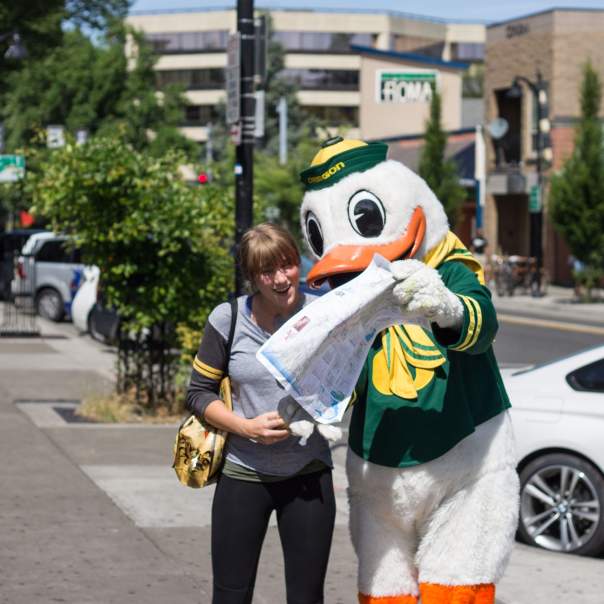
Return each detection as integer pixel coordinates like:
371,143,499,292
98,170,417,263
211,469,336,604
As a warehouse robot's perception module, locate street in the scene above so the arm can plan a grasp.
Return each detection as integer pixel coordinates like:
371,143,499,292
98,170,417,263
1,299,604,603
495,316,603,366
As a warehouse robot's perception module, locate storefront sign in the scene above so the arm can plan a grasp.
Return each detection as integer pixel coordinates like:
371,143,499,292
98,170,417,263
377,70,436,104
506,23,530,38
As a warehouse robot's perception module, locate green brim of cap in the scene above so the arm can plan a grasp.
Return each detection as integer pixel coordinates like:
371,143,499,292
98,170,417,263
300,142,388,191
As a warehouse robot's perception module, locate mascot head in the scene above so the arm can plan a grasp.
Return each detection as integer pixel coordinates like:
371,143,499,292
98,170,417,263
300,136,449,288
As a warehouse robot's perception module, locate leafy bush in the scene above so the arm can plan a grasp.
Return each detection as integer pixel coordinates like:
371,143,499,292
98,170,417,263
32,135,234,410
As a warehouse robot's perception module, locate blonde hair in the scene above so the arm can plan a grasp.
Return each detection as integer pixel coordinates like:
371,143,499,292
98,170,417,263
239,223,301,286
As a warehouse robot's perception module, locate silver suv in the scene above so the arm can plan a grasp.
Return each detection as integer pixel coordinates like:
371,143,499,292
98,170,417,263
11,232,84,321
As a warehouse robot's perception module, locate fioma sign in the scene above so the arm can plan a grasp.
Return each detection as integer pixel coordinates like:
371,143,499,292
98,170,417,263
377,70,437,104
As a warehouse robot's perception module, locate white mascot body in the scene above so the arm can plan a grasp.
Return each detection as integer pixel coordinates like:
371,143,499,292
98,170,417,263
299,137,519,604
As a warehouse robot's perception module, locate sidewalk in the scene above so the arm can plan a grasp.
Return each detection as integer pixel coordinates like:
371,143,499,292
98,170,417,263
1,310,603,603
492,284,604,326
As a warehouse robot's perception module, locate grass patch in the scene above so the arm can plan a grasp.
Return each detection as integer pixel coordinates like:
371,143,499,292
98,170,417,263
76,392,183,424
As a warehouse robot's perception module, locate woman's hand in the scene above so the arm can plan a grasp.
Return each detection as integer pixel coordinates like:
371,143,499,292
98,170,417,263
243,411,290,444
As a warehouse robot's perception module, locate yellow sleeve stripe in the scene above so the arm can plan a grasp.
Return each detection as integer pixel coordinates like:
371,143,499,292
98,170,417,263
453,296,475,351
193,356,223,380
468,296,483,349
452,295,482,352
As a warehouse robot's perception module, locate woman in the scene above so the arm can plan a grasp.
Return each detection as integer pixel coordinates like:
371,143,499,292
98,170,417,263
186,223,335,604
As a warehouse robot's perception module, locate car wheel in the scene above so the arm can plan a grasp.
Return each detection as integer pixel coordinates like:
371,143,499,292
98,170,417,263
518,453,604,556
35,288,64,322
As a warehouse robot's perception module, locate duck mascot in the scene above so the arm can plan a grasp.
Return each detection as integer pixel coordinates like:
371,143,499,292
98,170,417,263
299,137,519,604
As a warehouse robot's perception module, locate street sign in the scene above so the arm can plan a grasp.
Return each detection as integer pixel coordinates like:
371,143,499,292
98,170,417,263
0,154,25,182
254,90,265,138
529,184,541,213
226,33,241,125
76,129,89,145
47,125,65,148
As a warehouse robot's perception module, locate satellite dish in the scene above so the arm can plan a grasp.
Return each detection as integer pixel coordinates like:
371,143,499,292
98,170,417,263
486,117,509,140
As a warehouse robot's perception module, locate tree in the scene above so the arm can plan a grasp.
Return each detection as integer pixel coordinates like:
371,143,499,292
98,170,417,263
0,0,130,86
31,136,234,411
550,61,604,298
418,87,466,227
2,27,194,156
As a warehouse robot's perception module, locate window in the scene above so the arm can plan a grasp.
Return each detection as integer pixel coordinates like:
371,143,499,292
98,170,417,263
451,42,485,62
280,69,359,91
184,105,219,125
494,88,522,165
567,359,604,392
156,69,224,90
35,240,81,263
273,31,373,53
146,31,228,54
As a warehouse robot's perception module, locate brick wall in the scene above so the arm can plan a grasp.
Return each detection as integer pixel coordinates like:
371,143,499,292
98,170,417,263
483,9,604,284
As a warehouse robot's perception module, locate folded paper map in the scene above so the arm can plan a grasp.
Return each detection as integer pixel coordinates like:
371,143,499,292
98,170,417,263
256,254,422,424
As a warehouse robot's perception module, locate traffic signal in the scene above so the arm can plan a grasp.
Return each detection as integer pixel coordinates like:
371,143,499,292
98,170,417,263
197,170,212,185
537,86,552,165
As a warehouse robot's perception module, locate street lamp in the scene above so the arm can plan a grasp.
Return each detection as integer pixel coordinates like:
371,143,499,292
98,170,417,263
507,71,552,296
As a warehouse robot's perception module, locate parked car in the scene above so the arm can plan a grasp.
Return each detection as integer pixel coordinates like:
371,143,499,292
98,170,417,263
11,232,85,321
71,266,120,344
0,228,47,300
504,345,604,557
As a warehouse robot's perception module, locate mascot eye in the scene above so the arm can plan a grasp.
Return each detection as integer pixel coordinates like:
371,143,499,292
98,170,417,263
305,212,324,256
347,190,385,238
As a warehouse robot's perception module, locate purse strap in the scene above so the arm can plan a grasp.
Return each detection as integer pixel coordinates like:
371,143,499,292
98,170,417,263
225,297,238,369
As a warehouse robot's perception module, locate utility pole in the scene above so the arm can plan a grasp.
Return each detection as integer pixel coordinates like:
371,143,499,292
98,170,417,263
277,97,288,165
235,0,255,295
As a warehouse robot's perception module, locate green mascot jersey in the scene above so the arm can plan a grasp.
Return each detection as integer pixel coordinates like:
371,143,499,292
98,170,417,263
348,258,510,468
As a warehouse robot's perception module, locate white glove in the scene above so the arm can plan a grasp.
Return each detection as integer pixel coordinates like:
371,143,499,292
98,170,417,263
281,399,342,445
391,260,464,329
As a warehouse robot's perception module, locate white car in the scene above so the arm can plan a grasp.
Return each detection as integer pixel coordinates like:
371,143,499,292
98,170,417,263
505,345,604,557
71,265,100,333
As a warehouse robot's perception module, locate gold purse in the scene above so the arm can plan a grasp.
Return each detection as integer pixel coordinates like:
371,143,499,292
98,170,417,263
172,376,232,488
172,299,238,488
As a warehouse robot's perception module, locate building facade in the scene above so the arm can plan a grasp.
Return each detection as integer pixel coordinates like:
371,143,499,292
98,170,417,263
356,46,467,140
483,8,604,284
126,7,484,142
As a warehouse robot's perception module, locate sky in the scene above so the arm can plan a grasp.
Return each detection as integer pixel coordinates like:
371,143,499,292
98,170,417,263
129,0,604,23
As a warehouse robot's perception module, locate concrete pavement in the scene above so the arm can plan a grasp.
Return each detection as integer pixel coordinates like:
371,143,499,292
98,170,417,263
1,302,604,603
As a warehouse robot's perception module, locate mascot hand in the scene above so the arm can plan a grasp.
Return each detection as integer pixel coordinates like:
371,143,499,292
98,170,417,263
391,260,464,328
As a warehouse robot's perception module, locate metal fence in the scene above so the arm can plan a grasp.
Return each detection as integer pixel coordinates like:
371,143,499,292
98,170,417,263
0,251,39,336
